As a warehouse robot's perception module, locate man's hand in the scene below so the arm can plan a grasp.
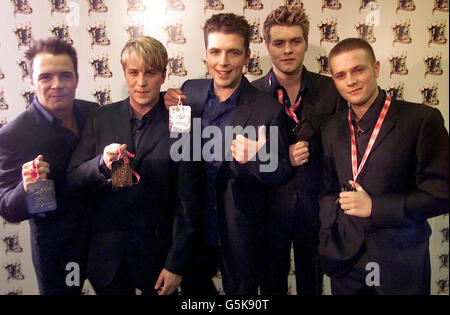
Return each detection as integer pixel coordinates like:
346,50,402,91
231,126,266,164
154,268,182,295
289,141,309,166
164,88,185,110
22,155,50,192
102,143,127,170
338,181,372,218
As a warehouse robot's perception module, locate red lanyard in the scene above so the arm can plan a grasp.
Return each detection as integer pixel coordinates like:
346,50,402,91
31,159,40,180
270,73,302,124
119,148,141,184
348,96,391,183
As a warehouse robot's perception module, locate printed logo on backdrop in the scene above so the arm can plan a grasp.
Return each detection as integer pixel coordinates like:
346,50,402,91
440,227,449,243
359,0,378,13
204,0,224,13
50,23,73,45
166,0,185,12
87,23,111,48
322,0,342,12
316,54,331,75
433,0,449,14
49,0,70,15
249,20,263,44
243,0,263,12
389,52,408,77
125,23,144,40
318,19,339,45
13,24,33,49
387,83,405,101
168,53,187,78
127,0,146,14
356,22,376,43
436,278,449,294
165,22,187,46
420,83,439,106
22,90,35,109
5,288,23,295
18,60,30,81
10,0,33,16
0,68,4,80
202,58,209,77
2,233,23,254
285,0,303,8
424,52,443,77
90,55,113,81
0,89,9,110
438,253,449,270
93,86,112,106
428,21,447,46
244,53,263,76
4,260,25,282
396,0,415,13
0,117,7,128
392,20,412,46
86,0,108,15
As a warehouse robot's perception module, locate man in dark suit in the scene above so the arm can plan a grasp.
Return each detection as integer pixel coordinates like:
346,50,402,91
251,5,345,295
319,38,449,295
68,36,193,295
165,13,291,294
0,38,98,294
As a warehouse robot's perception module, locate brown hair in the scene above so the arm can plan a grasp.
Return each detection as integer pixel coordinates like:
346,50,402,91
328,38,377,67
120,36,168,73
263,5,310,44
203,13,250,53
24,37,78,78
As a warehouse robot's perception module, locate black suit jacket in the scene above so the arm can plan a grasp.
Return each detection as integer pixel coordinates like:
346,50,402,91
68,97,193,289
178,77,291,287
252,68,345,235
319,94,449,294
0,99,97,292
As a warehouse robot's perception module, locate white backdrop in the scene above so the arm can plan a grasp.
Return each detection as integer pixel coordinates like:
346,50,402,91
0,0,448,295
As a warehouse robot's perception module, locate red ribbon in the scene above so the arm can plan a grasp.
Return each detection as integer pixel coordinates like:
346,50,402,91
118,148,140,184
30,159,40,181
348,96,391,184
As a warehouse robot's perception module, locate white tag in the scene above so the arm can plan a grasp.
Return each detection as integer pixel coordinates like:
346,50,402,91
169,105,191,133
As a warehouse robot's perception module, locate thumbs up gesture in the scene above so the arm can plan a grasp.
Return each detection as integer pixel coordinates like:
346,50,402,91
231,126,267,164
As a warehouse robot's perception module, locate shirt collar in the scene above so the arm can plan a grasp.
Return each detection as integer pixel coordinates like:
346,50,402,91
128,92,163,123
350,88,386,132
268,67,318,103
207,78,242,106
33,97,57,124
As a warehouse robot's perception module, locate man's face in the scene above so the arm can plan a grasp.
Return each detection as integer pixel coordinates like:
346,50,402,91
30,53,78,114
266,25,307,76
123,58,166,109
329,48,380,108
206,32,250,93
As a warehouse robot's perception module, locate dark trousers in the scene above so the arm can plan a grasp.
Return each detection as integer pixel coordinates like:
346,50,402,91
261,190,323,295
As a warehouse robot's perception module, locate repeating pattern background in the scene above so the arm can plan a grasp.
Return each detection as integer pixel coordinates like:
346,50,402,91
0,0,448,295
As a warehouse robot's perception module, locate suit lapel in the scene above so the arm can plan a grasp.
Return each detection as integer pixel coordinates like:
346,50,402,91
113,99,135,154
230,78,255,128
368,100,397,154
132,104,167,170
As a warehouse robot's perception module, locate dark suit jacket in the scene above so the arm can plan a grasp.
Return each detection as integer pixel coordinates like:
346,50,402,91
319,94,449,294
0,99,97,293
67,97,193,289
178,77,291,289
252,68,345,236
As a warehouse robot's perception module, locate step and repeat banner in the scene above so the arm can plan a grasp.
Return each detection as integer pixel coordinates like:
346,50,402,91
0,0,448,295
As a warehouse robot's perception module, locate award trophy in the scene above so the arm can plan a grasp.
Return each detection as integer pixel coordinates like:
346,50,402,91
26,160,57,214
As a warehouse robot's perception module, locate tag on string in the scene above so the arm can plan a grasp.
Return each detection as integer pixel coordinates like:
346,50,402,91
169,95,191,133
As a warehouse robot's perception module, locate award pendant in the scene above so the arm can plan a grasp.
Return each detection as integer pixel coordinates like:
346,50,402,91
169,96,191,133
26,180,57,214
111,158,133,190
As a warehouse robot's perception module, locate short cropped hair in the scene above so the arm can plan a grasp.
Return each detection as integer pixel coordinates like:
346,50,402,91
328,38,377,66
263,5,310,44
120,36,168,73
24,37,78,78
203,13,250,53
